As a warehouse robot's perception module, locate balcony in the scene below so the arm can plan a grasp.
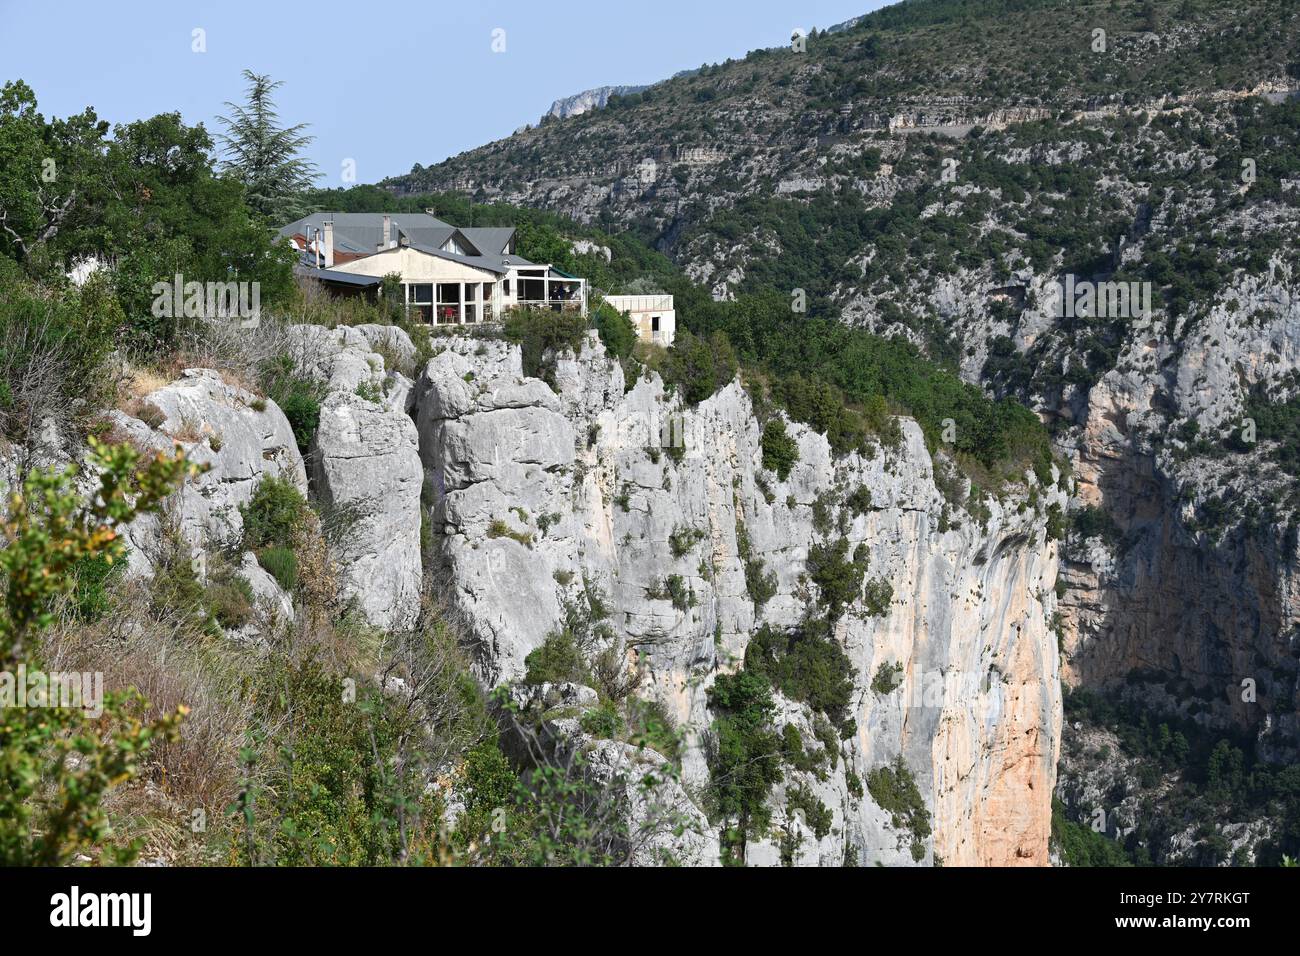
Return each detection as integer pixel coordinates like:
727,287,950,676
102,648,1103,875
515,298,583,312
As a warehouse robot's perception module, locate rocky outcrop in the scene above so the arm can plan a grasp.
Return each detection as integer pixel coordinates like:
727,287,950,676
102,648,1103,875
310,392,423,631
412,333,1065,866
109,368,306,575
286,324,424,631
543,85,649,121
1056,266,1300,753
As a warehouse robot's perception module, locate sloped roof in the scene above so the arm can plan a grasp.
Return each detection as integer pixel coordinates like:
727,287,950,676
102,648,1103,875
457,227,516,256
279,213,526,270
294,265,383,287
279,212,460,253
405,242,514,274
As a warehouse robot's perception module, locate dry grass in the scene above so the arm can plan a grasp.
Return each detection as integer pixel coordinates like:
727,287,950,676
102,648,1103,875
119,397,166,429
29,454,494,865
47,586,253,802
124,366,170,400
165,415,207,444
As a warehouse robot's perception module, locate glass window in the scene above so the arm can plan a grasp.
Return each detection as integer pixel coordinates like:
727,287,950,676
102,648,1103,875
408,283,432,304
651,316,660,331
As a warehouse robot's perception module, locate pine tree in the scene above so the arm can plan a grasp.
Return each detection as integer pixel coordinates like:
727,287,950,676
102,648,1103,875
216,71,318,222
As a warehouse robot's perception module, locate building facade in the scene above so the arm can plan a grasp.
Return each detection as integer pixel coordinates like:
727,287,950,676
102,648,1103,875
603,293,676,346
280,212,587,324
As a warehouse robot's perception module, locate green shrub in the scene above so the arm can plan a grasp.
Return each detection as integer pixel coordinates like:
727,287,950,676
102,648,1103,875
661,330,738,405
627,698,682,761
0,274,122,441
504,306,587,383
846,485,873,515
1045,503,1067,541
1071,505,1120,544
786,784,833,839
149,530,213,630
524,631,590,686
666,574,695,611
862,578,894,618
872,661,904,695
241,475,307,551
257,546,299,593
248,654,431,865
68,551,123,621
580,699,625,739
706,670,783,847
746,621,855,730
260,355,326,454
806,537,867,619
781,724,827,774
207,575,255,630
593,301,638,360
761,419,799,479
736,521,778,606
669,525,706,559
866,756,932,862
846,771,864,799
487,517,533,547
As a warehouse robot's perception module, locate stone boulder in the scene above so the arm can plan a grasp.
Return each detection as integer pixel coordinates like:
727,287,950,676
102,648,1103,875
110,368,306,576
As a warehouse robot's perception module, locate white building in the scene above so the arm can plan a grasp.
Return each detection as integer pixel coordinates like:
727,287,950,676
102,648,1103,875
279,212,586,324
603,293,675,346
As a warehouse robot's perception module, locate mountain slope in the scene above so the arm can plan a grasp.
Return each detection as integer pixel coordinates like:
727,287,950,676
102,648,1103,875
383,0,1300,864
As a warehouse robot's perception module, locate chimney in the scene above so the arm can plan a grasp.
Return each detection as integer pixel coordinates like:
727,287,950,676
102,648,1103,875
382,215,392,250
323,220,335,268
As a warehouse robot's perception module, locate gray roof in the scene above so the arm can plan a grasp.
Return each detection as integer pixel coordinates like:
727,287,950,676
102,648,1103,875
457,227,516,257
294,265,383,287
280,212,526,269
279,212,458,252
405,242,511,275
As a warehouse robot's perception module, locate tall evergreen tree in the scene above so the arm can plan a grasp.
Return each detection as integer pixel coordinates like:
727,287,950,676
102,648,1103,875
216,71,318,222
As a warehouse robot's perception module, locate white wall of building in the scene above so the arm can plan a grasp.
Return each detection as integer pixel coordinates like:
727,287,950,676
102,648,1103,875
603,294,675,346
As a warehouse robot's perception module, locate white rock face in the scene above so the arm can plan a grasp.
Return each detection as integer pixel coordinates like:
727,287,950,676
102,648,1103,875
413,333,1064,866
110,368,306,575
239,550,295,622
310,392,423,631
287,324,425,632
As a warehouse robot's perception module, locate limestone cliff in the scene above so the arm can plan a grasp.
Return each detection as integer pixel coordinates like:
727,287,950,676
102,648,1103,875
409,332,1064,865
90,325,1065,865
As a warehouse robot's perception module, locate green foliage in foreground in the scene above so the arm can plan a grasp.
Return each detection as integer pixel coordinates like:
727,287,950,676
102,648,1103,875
0,440,197,864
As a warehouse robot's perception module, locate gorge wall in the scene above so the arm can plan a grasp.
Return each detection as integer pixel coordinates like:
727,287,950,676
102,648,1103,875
89,325,1066,865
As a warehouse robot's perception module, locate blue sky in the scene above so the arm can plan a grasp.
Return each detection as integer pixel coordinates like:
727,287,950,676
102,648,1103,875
0,0,887,185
